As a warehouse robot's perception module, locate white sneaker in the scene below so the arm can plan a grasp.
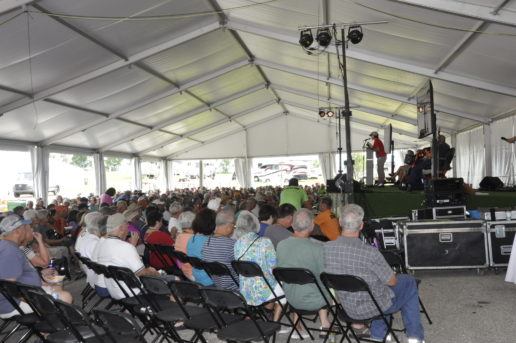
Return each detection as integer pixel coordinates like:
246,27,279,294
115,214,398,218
291,330,311,339
407,338,425,343
278,326,291,334
370,334,393,342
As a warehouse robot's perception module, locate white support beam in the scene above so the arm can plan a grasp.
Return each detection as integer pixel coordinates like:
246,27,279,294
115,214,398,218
99,83,266,152
391,0,516,27
138,99,278,155
283,100,419,139
256,58,490,124
273,83,418,126
227,19,516,97
41,59,251,146
0,0,33,15
0,21,221,116
168,113,283,159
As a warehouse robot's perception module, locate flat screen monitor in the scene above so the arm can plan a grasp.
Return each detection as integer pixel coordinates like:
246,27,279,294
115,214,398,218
416,81,434,139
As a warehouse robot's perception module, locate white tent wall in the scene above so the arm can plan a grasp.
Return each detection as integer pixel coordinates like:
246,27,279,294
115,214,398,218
455,126,485,188
490,115,516,186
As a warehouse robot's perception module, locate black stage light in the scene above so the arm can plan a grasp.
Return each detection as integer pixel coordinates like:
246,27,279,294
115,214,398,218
326,110,335,117
316,28,332,47
319,109,326,117
299,29,314,48
347,25,363,44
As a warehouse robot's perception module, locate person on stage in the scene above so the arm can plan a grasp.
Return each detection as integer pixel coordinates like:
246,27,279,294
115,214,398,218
366,131,387,186
502,136,516,144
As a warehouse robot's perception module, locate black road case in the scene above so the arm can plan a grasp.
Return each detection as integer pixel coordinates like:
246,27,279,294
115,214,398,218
486,221,516,267
403,220,487,270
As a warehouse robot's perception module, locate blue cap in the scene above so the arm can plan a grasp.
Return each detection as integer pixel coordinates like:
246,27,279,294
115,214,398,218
0,215,32,234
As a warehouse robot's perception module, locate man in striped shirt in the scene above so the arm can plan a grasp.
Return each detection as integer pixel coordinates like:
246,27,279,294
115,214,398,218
202,208,238,290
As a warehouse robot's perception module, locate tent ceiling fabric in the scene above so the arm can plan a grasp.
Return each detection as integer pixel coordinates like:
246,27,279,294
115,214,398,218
1,0,516,158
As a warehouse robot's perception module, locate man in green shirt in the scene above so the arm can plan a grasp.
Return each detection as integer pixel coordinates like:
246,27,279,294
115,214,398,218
280,178,308,210
276,209,330,337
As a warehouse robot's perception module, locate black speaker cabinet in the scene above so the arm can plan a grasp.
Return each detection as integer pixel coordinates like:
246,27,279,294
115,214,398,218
486,221,516,267
403,220,488,270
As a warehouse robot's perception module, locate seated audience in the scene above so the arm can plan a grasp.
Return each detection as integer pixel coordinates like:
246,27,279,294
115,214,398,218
187,208,215,286
144,210,174,270
258,204,277,237
234,210,284,321
314,197,340,241
95,213,159,299
174,211,195,280
202,208,238,290
277,209,331,335
264,203,296,249
324,204,424,343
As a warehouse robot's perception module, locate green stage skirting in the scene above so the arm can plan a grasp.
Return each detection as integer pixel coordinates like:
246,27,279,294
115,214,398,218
354,187,516,218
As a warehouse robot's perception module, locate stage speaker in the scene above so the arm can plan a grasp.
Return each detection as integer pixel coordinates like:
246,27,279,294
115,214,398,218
479,176,504,191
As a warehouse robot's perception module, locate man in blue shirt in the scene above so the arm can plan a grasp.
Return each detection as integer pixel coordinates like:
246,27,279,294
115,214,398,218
0,215,41,318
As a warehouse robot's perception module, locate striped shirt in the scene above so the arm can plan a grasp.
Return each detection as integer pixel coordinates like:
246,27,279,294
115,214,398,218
202,236,238,291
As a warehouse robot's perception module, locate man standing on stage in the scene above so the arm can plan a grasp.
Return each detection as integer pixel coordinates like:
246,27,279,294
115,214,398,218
367,131,387,186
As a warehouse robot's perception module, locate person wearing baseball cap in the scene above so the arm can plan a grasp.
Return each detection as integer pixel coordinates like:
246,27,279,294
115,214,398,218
93,213,159,299
0,215,39,318
366,131,387,186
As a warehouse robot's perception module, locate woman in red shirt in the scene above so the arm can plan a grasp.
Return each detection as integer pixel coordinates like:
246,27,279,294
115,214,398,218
143,209,174,270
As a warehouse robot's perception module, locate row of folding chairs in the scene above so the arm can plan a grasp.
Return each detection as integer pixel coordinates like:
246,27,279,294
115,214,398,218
75,245,430,343
0,279,146,343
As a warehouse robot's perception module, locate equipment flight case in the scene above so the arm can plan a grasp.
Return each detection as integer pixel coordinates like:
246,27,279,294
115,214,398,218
403,220,488,270
486,220,516,267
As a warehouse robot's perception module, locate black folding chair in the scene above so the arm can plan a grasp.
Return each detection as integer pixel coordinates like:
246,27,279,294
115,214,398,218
201,288,281,343
172,279,243,343
140,276,202,342
380,251,432,325
75,254,97,308
273,267,336,342
86,261,116,311
201,260,239,289
145,244,186,279
93,309,146,343
320,272,401,343
21,288,105,343
0,280,46,343
231,260,291,323
107,265,178,342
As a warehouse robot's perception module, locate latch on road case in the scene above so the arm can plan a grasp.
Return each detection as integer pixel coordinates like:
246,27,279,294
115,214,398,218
495,225,506,238
439,232,453,243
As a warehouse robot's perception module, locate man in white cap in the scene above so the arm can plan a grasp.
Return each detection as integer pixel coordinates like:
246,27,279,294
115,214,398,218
94,213,159,299
0,215,73,317
0,215,40,318
366,131,387,186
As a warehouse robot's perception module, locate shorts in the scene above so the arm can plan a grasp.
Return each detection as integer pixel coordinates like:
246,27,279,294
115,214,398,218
0,301,33,319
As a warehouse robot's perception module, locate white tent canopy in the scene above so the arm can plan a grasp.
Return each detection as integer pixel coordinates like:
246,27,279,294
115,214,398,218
0,0,515,197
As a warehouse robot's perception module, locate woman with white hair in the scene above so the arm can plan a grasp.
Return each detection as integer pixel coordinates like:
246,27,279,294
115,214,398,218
174,211,195,280
234,210,284,321
75,212,105,287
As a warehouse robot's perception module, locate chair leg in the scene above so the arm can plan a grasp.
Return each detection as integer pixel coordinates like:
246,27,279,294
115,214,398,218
418,297,432,324
16,328,34,343
1,323,22,343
